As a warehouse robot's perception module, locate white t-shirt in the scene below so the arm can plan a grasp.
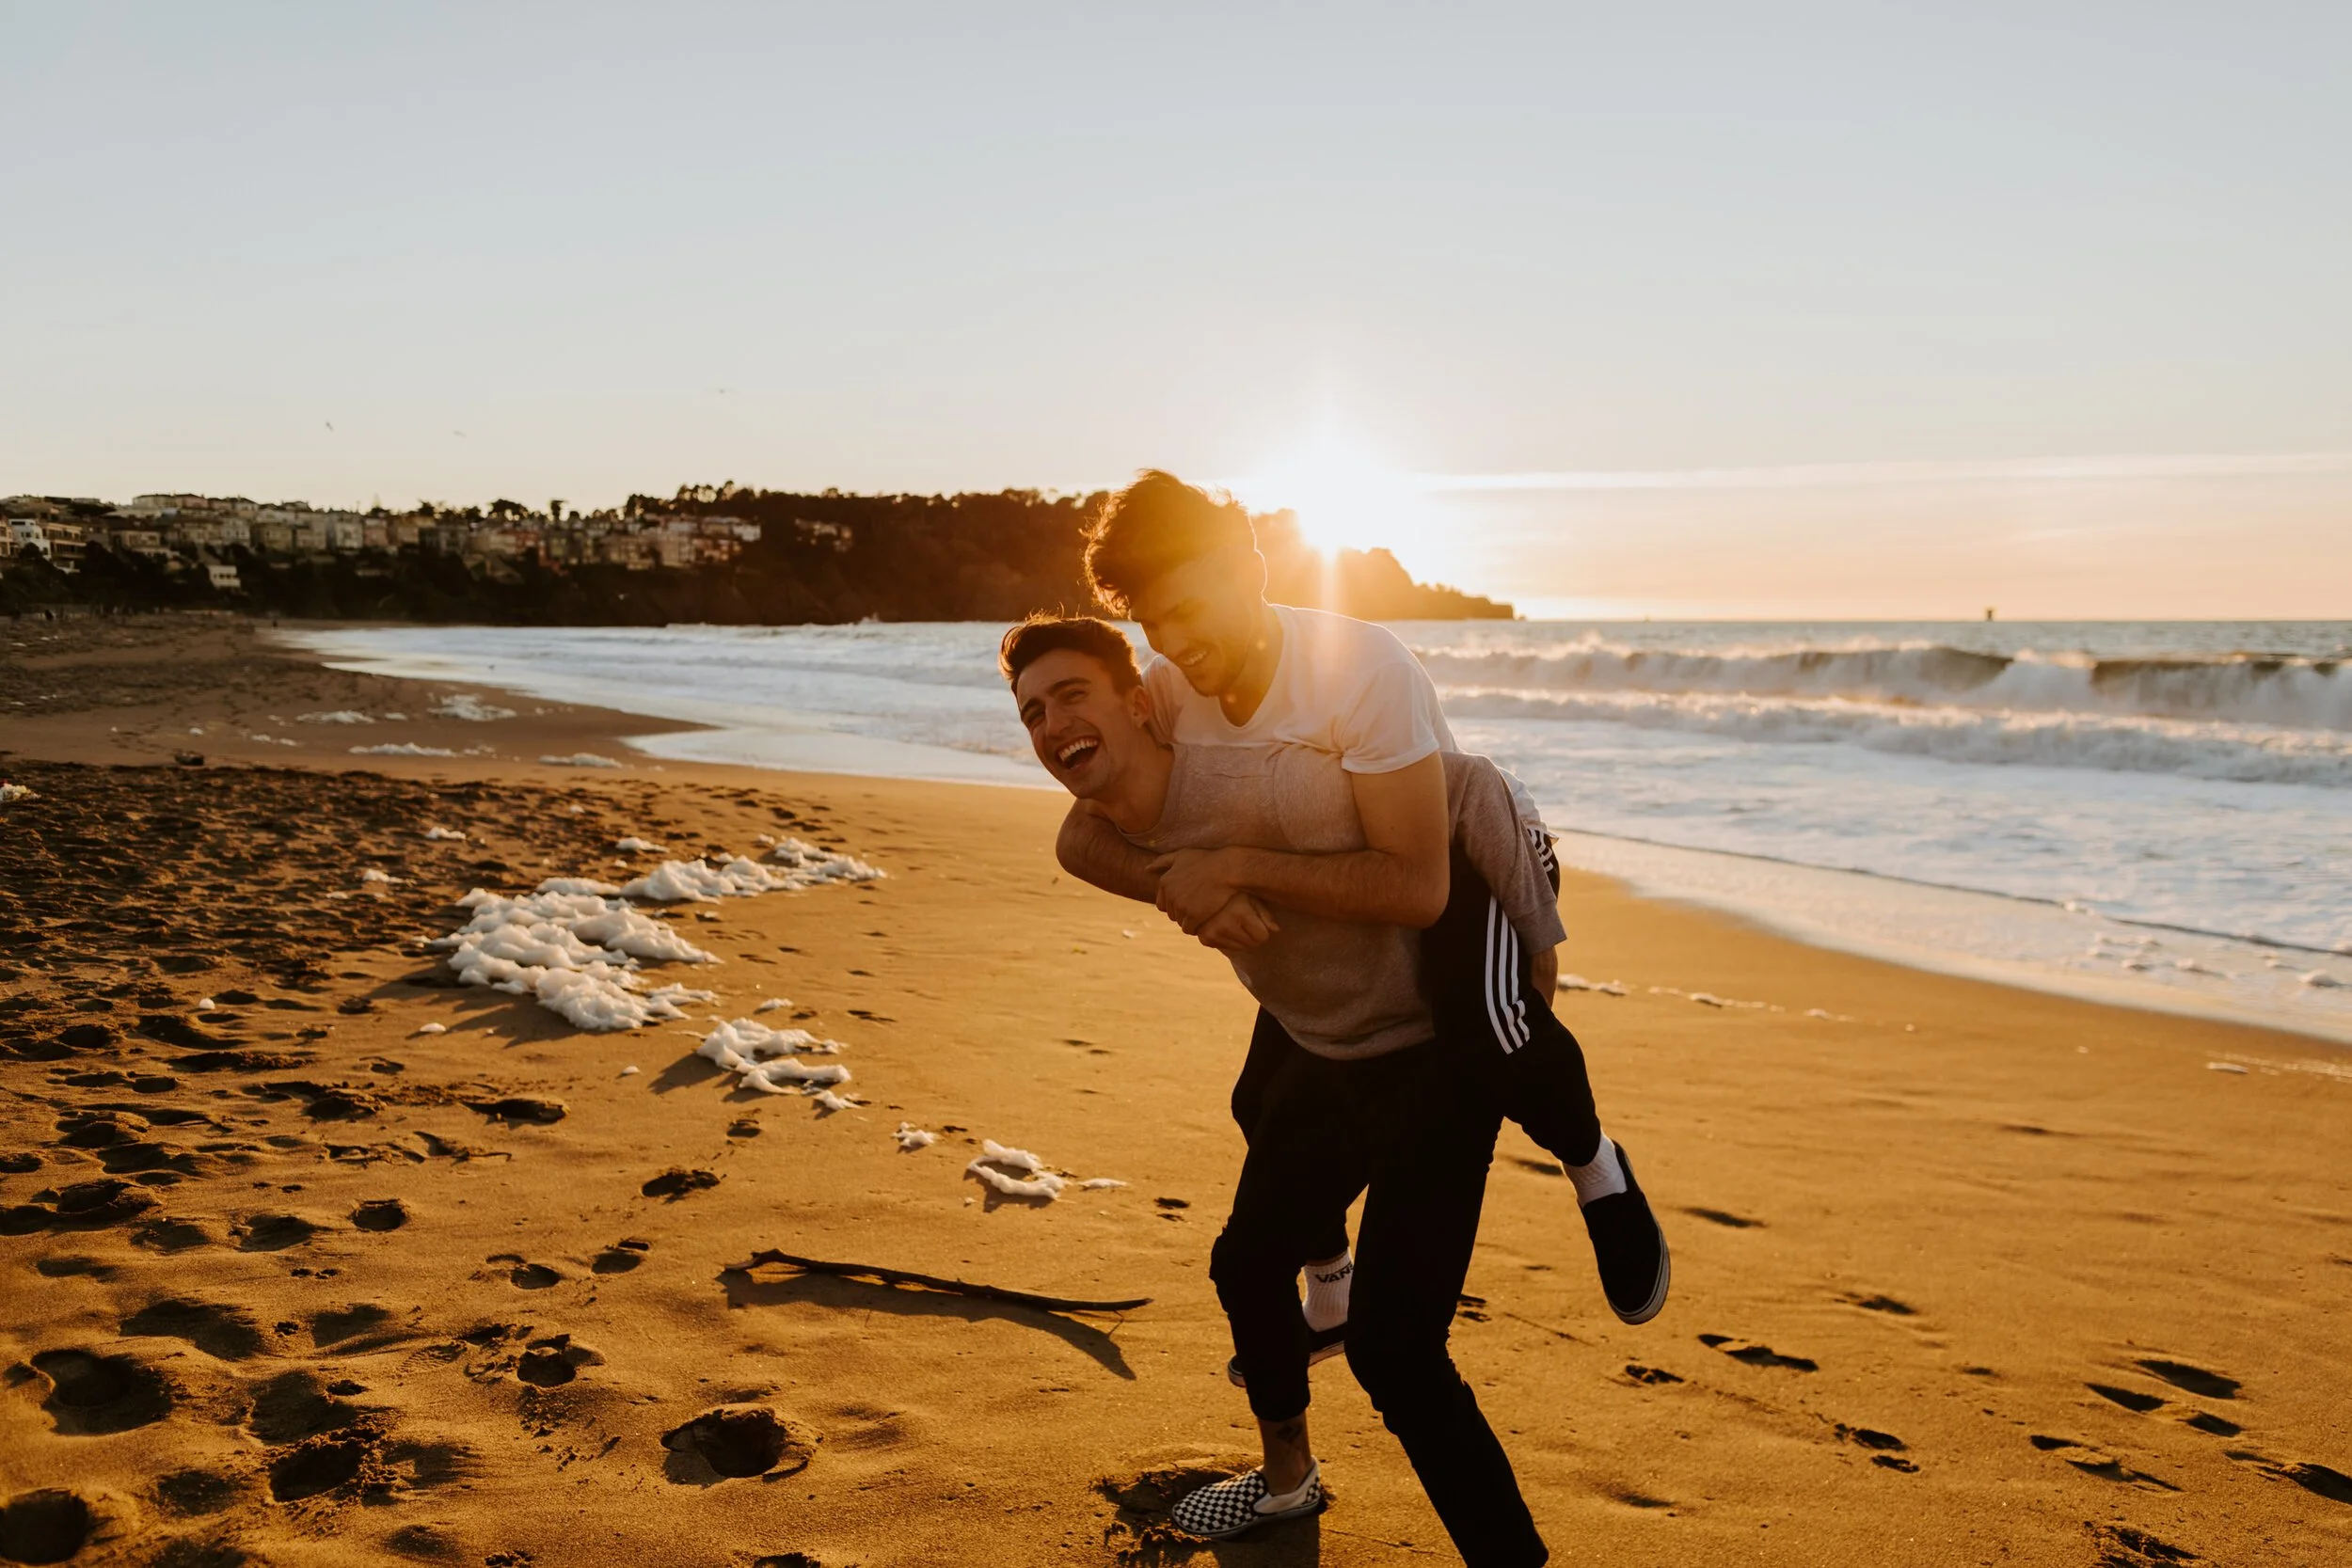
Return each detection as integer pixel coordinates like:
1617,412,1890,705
1142,604,1545,826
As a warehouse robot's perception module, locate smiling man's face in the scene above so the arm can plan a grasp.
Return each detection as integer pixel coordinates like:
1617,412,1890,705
1014,646,1157,800
1124,547,1265,700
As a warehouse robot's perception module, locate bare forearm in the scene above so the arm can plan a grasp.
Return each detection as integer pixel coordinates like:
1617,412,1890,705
1220,845,1449,928
1056,809,1159,903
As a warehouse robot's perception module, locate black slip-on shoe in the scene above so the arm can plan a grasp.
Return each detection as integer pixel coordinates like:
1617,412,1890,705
1169,1463,1324,1539
1226,1320,1346,1388
1583,1141,1670,1324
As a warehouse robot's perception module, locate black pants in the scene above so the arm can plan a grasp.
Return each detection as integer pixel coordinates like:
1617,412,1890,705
1226,838,1603,1268
1212,1035,1548,1568
1421,839,1602,1168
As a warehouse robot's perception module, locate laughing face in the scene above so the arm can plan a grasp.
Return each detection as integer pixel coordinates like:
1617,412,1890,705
1014,647,1158,801
1124,547,1266,700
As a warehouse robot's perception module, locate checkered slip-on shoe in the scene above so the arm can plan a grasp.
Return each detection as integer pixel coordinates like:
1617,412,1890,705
1225,1320,1346,1388
1168,1462,1324,1540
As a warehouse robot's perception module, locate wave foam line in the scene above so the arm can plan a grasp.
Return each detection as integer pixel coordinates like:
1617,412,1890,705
1439,687,2352,787
1411,641,2352,732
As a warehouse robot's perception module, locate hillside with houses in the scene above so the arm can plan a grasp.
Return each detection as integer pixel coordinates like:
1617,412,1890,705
0,485,1513,624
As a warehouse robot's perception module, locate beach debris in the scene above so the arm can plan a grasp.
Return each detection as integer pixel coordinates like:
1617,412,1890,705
1556,974,1627,996
431,693,516,721
174,750,205,765
660,1403,816,1481
422,825,469,841
197,997,216,1010
352,742,456,757
894,1122,939,1151
754,998,790,1013
620,1064,640,1076
731,1248,1150,1314
296,710,373,724
808,1088,860,1114
410,1022,446,1037
360,867,400,886
613,836,664,854
1080,1178,1129,1190
0,782,40,804
540,752,624,768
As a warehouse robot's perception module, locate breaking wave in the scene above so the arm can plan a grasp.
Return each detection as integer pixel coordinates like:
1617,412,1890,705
1436,687,2352,787
1412,640,2352,731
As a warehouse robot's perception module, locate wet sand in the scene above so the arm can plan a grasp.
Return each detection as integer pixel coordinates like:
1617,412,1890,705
3,615,2348,1567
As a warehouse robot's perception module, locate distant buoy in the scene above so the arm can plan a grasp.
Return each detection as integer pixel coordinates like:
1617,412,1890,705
1985,607,1996,621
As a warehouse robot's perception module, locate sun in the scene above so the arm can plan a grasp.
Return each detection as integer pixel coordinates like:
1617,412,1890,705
1227,433,1444,567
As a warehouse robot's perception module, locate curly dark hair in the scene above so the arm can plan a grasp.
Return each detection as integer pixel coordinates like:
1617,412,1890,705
1082,469,1257,614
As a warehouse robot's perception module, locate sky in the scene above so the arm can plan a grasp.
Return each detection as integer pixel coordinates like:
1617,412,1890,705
4,3,2347,618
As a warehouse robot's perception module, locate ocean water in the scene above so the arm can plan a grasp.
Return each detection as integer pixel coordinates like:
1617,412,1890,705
292,620,2352,1043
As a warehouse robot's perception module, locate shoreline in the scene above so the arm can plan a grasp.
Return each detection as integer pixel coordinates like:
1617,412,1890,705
5,613,2350,1564
274,619,2352,1050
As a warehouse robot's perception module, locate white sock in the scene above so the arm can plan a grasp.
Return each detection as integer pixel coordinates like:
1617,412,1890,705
1302,1253,1353,1330
1566,1135,1628,1207
1258,1461,1320,1512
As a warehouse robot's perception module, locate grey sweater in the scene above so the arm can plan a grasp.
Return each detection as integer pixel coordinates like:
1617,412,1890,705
1126,746,1564,1060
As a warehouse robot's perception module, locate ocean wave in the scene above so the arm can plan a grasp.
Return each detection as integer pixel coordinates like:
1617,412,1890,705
1437,687,2352,787
1410,640,2352,731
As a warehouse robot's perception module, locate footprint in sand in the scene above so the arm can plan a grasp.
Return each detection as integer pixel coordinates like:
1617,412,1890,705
487,1256,563,1290
660,1403,817,1482
1697,1334,1817,1371
592,1239,651,1275
267,1433,374,1501
1833,1423,1917,1471
119,1298,267,1360
350,1198,408,1231
2134,1358,2239,1401
642,1167,720,1199
2088,1523,2201,1566
245,1369,362,1444
27,1347,173,1434
234,1212,321,1251
0,1488,94,1564
2028,1434,2179,1491
516,1334,605,1387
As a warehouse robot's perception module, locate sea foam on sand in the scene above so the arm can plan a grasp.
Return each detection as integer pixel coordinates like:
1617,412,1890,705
696,1018,854,1094
431,886,718,1030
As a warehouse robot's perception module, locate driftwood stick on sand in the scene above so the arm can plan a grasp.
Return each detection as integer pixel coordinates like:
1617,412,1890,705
734,1248,1151,1314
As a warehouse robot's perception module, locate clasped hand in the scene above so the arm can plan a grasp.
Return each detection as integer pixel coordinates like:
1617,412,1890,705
1148,847,1279,952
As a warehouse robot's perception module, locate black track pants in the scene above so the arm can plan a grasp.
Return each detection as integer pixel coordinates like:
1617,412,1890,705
1422,839,1602,1167
1212,1034,1549,1568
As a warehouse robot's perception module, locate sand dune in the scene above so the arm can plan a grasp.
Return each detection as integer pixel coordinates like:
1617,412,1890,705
3,617,2349,1566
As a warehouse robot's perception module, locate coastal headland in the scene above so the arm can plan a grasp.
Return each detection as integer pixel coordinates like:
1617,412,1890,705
3,617,2347,1567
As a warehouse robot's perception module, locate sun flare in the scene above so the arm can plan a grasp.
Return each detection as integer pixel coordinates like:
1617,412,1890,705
1227,434,1447,572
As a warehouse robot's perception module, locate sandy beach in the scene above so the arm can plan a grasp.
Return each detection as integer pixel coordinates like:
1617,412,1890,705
4,615,2348,1568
